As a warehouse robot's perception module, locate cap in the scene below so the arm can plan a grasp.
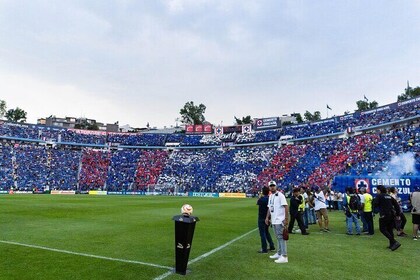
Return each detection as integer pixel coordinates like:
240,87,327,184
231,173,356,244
268,180,277,187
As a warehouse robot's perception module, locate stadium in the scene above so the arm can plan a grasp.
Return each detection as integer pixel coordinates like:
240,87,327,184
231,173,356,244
2,2,420,279
1,96,420,279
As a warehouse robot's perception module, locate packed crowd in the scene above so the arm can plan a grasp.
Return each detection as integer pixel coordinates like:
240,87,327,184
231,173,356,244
0,105,418,193
344,125,420,176
0,125,418,193
157,146,277,193
78,149,111,190
1,98,419,147
106,149,141,191
0,144,15,189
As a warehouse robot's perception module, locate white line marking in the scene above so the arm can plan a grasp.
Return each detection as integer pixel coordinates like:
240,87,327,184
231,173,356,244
188,228,258,265
153,228,258,280
154,271,173,280
0,240,172,270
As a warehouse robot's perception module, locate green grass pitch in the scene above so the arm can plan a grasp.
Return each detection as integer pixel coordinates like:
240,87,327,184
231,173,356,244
0,195,418,280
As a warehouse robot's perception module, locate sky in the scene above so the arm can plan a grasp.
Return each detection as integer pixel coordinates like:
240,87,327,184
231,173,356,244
0,0,419,129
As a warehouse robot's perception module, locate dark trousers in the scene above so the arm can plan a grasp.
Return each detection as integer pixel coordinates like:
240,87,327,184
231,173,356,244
364,211,374,234
288,212,307,234
258,219,274,251
360,211,368,232
379,217,396,246
395,213,407,231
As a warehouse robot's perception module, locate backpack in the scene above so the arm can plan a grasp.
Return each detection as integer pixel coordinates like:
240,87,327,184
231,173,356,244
349,194,361,211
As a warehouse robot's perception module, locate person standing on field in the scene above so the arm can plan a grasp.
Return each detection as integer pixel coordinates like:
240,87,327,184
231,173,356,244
373,185,401,251
410,186,420,240
265,180,289,264
257,186,275,253
288,188,309,235
360,187,374,235
313,186,330,232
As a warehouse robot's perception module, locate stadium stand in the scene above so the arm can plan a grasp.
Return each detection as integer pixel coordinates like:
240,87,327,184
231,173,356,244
0,97,419,193
0,143,15,190
78,149,111,190
47,147,81,190
135,150,169,190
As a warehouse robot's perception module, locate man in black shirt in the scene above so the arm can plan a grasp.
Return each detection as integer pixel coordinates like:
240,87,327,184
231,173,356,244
257,186,275,253
373,185,401,251
288,188,309,235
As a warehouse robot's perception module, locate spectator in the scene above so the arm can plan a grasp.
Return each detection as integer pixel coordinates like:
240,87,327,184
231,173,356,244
265,181,289,264
256,186,276,253
343,187,361,235
313,186,330,232
373,185,401,251
410,186,420,240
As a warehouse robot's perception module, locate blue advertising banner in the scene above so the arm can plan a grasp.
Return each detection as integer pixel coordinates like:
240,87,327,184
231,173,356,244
107,191,146,195
255,117,281,130
188,192,219,198
333,175,418,211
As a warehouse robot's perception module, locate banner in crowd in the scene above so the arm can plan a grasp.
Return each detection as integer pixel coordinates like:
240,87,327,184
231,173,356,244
254,117,280,130
107,191,146,195
360,105,391,116
89,190,108,195
185,124,213,134
68,128,107,135
397,96,420,107
214,126,223,136
223,125,242,134
107,191,125,195
51,190,76,195
189,192,219,198
219,193,247,198
242,124,252,134
333,175,417,211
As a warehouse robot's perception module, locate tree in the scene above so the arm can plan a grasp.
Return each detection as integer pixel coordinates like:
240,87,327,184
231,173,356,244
5,107,27,123
179,101,206,125
291,113,303,123
398,86,420,101
0,100,6,119
304,110,321,122
313,111,321,121
355,100,378,112
303,111,312,122
234,115,252,125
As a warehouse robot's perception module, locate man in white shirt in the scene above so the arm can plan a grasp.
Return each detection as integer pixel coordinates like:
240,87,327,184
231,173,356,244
265,180,289,263
313,186,330,232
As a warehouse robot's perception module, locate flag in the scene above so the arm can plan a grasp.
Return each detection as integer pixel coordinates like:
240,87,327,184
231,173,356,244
242,124,252,134
364,95,369,102
215,126,223,136
327,104,332,110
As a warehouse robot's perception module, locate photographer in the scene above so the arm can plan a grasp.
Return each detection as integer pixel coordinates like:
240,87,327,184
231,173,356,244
389,187,408,237
288,188,309,235
343,187,361,235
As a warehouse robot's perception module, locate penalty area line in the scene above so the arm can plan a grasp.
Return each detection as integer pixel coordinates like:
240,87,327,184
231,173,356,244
153,227,258,280
0,240,172,270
